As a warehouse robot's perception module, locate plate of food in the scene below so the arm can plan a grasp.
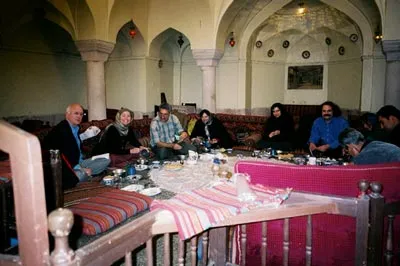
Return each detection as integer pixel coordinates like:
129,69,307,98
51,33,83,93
135,164,148,171
121,184,144,192
164,163,183,171
140,187,162,196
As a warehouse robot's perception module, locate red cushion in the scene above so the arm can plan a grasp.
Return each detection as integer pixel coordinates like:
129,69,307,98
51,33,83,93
68,189,153,235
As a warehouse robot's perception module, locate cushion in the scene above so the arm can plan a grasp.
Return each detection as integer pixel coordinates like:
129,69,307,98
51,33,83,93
68,189,153,235
187,118,197,136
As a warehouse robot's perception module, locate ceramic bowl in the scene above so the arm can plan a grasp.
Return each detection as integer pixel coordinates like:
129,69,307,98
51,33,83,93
112,169,126,177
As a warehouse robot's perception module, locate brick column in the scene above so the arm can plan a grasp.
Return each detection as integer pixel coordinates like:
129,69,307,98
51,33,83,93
75,40,114,121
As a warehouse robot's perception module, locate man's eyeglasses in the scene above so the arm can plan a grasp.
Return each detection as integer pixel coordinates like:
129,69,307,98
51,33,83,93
69,112,85,116
159,112,169,116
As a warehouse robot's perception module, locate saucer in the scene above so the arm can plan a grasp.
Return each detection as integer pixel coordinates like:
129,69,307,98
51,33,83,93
140,187,162,196
121,184,144,192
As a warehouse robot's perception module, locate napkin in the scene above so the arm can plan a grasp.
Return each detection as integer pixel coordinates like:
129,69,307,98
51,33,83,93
80,126,101,141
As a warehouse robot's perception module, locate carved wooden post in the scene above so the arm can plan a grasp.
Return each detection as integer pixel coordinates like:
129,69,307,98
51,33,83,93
48,208,75,265
368,182,384,266
50,149,63,208
355,180,370,266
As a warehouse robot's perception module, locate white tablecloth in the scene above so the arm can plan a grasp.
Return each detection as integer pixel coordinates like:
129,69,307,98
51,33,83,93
149,156,288,193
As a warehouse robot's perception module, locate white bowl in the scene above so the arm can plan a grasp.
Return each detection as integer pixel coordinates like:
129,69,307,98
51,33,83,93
135,164,148,171
126,174,142,181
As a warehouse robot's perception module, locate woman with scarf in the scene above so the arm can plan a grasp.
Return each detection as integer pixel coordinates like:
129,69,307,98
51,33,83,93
93,108,147,155
190,109,233,148
257,103,294,151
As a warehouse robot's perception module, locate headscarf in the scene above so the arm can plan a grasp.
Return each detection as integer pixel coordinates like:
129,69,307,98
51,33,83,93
112,108,134,136
200,109,213,139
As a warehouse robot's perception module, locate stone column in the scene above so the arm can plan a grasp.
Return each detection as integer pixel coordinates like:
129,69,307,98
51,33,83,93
192,49,224,112
382,40,400,109
360,55,374,111
75,40,115,121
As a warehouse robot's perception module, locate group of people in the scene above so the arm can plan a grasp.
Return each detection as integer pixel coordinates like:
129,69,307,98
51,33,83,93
255,101,400,165
45,101,400,189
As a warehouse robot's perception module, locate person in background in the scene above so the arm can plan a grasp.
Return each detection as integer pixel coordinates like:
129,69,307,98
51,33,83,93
190,109,233,149
339,128,400,165
359,112,387,142
150,103,196,160
93,108,148,155
377,105,400,147
309,101,349,158
44,103,110,188
257,103,294,151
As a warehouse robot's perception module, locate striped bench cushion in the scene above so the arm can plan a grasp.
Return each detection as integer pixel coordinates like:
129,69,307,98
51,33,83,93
68,189,153,235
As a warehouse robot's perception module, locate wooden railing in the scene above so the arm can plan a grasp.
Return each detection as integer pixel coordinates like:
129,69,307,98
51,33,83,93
0,120,397,266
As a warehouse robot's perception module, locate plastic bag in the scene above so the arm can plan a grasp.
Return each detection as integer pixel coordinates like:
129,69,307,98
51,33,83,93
234,173,257,202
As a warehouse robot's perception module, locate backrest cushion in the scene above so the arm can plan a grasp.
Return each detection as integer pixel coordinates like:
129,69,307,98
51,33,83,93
68,189,153,235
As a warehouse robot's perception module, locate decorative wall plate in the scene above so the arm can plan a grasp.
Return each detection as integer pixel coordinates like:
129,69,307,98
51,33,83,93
349,34,358,42
267,49,274,57
302,50,310,59
255,40,263,48
338,46,345,55
325,37,332,45
282,40,290,48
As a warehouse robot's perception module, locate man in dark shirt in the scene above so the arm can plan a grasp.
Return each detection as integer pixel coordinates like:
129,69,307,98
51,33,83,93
377,105,400,147
339,128,400,165
44,103,110,188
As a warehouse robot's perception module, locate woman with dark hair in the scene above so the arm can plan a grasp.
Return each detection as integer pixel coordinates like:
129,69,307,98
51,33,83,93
93,108,147,155
190,109,233,148
257,103,294,151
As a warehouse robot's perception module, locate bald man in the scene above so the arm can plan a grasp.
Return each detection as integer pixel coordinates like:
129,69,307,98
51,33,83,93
44,103,110,188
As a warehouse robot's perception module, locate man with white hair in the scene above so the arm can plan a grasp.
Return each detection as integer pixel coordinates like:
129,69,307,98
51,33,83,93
44,103,110,188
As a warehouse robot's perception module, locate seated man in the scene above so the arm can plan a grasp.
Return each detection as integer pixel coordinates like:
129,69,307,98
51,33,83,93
377,105,400,147
309,101,349,158
44,103,110,188
339,128,400,165
150,103,196,160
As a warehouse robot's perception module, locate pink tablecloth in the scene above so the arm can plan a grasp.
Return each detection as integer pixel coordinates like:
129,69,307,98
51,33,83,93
151,182,291,240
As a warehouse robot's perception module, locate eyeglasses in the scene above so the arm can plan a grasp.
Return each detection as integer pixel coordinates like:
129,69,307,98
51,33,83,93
159,112,169,116
69,112,85,116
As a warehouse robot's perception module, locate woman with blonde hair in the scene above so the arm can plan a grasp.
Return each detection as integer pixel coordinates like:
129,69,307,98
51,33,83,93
94,108,147,155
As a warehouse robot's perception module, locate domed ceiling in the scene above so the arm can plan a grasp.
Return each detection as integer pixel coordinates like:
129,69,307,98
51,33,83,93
258,1,360,42
224,0,381,47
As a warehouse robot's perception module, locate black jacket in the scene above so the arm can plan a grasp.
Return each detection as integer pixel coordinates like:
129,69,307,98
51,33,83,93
43,119,80,189
190,117,233,148
93,125,141,155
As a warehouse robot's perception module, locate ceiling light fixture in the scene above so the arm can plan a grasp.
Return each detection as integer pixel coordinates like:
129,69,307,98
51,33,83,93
374,27,383,43
297,2,306,15
229,32,236,47
177,35,184,48
128,27,137,39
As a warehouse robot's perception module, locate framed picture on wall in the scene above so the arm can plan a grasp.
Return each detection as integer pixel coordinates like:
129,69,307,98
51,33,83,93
287,65,323,90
